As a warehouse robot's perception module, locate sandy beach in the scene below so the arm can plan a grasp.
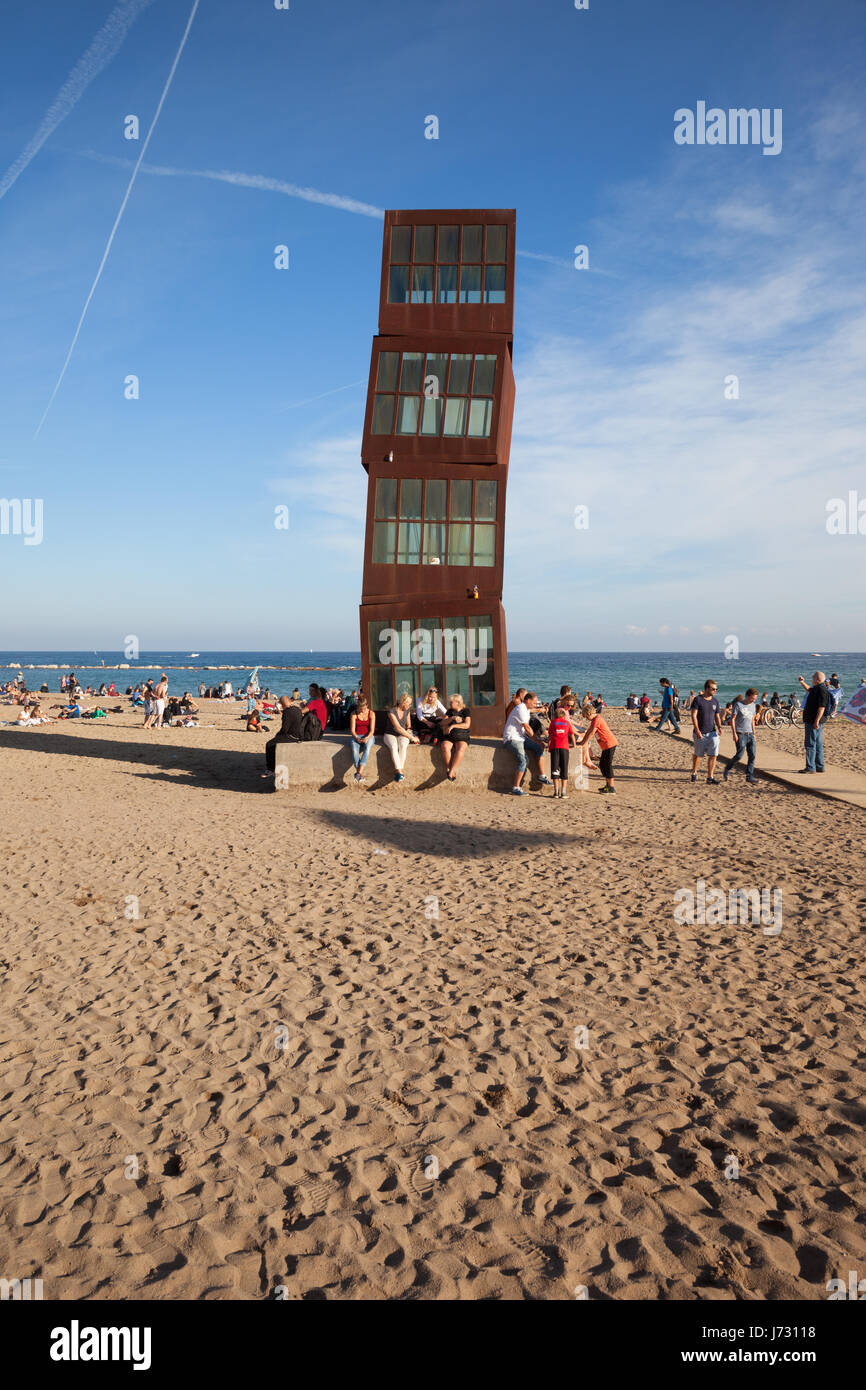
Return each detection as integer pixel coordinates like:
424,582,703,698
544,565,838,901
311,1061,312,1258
1,703,864,1300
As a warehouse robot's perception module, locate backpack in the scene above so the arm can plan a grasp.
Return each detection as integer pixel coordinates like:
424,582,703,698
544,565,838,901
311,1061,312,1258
300,710,323,741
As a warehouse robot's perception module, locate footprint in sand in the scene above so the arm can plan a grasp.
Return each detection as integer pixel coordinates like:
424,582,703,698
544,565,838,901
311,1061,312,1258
290,1172,342,1216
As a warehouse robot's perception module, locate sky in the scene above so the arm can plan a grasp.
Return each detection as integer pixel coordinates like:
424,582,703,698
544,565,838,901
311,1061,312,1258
1,0,865,653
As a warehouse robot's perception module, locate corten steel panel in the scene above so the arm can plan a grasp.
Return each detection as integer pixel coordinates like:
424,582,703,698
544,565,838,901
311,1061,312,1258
359,600,509,739
378,209,515,339
361,459,508,604
361,336,515,471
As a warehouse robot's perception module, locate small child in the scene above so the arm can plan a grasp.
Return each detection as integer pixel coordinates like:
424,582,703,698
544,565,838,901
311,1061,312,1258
578,701,618,793
547,701,576,798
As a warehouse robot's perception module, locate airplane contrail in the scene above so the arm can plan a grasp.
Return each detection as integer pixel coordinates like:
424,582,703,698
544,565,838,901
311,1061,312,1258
35,0,200,439
0,0,157,201
76,149,386,218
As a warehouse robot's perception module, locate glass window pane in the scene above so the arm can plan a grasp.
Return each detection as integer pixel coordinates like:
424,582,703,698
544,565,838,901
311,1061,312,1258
420,397,443,435
376,351,399,390
475,479,497,520
372,520,395,564
451,479,472,520
412,265,434,304
368,620,391,664
459,265,482,304
388,265,410,303
424,353,448,397
485,225,507,262
438,225,459,261
468,398,494,438
445,665,471,701
370,666,392,709
375,478,397,519
443,397,467,436
425,479,446,520
372,394,395,434
471,663,496,705
396,395,420,435
448,354,472,394
448,522,471,566
473,523,496,566
468,614,494,650
391,225,411,263
400,479,422,517
462,224,483,261
484,264,506,304
394,666,415,701
436,265,458,304
472,354,497,396
400,352,424,393
413,225,435,262
397,521,421,565
423,522,446,565
420,665,444,697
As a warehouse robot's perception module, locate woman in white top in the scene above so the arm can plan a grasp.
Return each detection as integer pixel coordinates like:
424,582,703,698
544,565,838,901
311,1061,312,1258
384,694,419,782
415,686,447,742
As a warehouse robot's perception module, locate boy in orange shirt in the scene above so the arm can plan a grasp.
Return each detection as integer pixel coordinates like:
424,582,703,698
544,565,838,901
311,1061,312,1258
577,701,618,793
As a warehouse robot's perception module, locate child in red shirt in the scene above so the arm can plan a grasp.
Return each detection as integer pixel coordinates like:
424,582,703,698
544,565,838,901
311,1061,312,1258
547,702,576,798
578,702,618,793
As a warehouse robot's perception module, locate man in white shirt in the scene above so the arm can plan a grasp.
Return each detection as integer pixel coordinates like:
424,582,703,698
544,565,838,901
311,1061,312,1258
722,686,759,784
503,691,552,796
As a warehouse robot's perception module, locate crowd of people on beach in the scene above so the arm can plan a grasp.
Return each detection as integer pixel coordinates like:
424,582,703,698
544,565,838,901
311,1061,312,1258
2,667,855,790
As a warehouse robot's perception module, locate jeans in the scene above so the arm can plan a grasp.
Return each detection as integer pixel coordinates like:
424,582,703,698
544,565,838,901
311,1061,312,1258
726,732,756,777
657,707,680,732
804,723,825,772
506,735,544,774
351,737,371,769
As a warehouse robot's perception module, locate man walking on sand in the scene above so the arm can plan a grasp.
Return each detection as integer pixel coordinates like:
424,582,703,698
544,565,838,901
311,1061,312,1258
723,686,759,785
153,673,168,729
797,670,829,773
655,677,680,733
690,678,722,784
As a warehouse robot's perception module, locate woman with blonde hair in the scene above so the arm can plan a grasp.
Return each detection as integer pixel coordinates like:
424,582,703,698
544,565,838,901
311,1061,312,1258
384,693,419,782
439,694,471,781
415,685,446,742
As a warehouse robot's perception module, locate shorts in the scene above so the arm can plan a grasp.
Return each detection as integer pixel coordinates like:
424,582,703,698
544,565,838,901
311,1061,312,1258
693,731,720,758
505,735,544,774
599,746,616,779
155,698,166,720
550,747,570,779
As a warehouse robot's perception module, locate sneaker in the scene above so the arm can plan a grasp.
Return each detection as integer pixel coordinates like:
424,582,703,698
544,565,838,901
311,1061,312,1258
511,786,526,796
706,778,719,785
690,773,697,783
746,776,758,785
798,768,813,774
394,772,404,783
723,765,731,782
538,775,553,786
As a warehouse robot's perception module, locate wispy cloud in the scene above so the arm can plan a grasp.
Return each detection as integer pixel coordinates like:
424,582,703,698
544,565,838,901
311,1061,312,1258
35,0,201,438
76,149,386,218
0,0,156,201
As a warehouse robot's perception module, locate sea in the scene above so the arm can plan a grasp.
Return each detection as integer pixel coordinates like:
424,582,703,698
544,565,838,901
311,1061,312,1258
2,652,863,706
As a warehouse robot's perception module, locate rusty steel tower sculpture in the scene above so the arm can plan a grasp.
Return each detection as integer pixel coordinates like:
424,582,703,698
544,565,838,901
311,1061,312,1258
359,209,515,737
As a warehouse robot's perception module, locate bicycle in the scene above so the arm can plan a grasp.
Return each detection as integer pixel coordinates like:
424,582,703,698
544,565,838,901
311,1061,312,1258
763,702,802,728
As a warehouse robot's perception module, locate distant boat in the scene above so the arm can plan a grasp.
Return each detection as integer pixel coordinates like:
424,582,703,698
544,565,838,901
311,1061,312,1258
189,652,200,658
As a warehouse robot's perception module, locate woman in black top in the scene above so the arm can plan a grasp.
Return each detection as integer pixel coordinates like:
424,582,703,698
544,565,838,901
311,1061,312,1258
439,695,471,781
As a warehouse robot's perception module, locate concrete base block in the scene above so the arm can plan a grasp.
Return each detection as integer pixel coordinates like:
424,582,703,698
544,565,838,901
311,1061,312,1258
272,733,547,792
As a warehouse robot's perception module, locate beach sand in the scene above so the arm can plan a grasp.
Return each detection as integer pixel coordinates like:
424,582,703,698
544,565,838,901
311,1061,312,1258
1,703,864,1300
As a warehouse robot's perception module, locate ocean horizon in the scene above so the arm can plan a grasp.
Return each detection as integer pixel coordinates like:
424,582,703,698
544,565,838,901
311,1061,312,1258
3,651,863,707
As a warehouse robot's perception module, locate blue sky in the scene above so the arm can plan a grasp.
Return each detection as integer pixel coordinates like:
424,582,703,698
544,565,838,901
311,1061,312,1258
1,0,865,652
